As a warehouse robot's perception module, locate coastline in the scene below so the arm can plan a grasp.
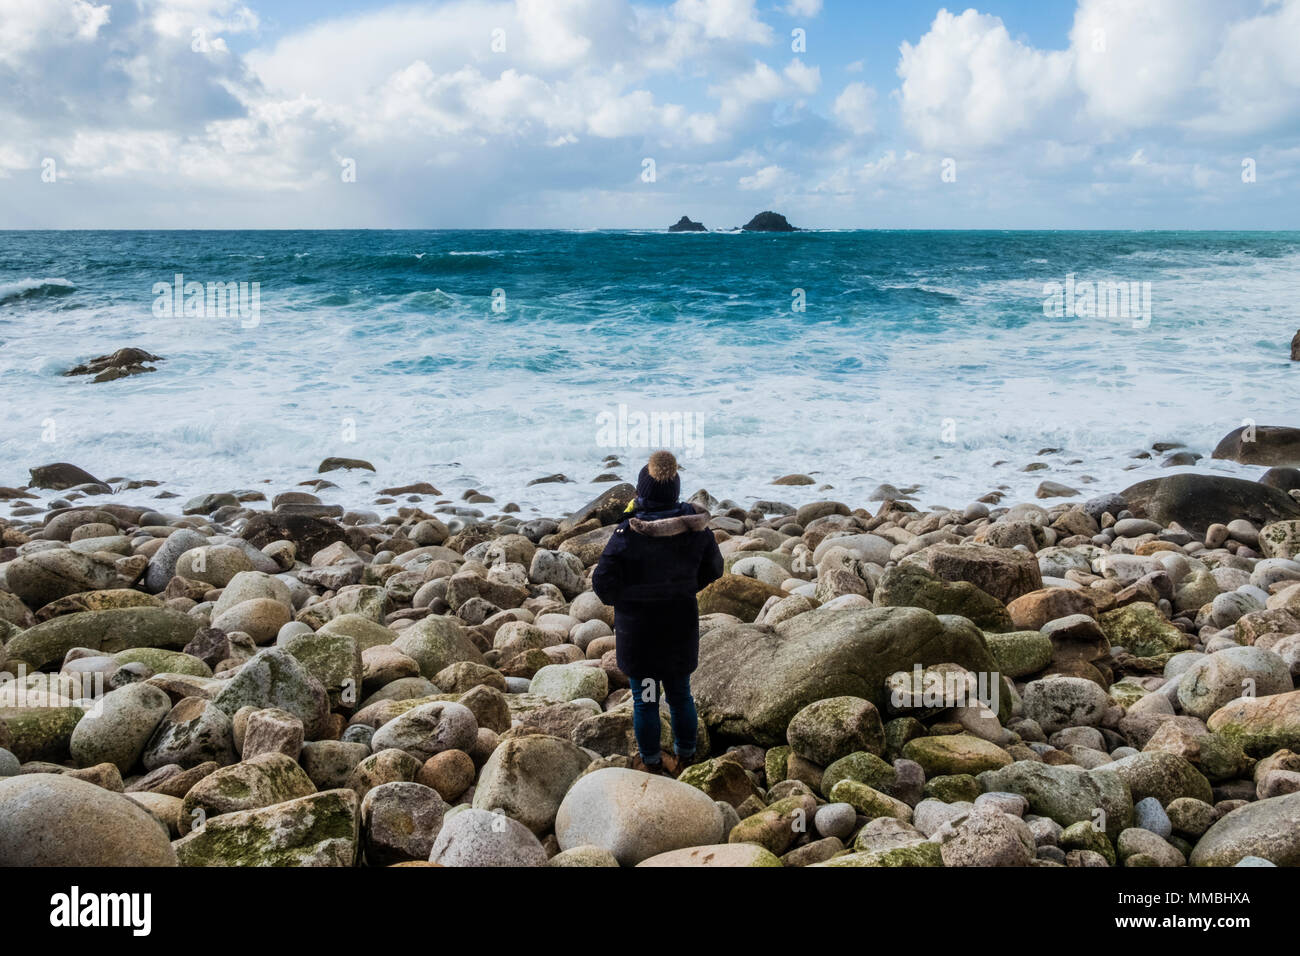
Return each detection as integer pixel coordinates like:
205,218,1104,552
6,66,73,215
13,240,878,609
2,445,1300,867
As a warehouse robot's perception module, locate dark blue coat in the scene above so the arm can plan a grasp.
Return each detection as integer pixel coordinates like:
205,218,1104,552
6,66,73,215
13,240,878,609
591,502,724,679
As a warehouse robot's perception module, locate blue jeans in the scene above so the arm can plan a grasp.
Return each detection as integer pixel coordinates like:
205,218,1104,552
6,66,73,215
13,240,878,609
627,673,697,765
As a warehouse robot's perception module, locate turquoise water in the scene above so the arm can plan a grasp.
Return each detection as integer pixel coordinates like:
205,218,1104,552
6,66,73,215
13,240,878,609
1,230,1297,512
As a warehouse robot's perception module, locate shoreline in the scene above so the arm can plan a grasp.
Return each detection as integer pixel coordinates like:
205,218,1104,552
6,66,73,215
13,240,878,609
3,434,1287,524
2,454,1300,867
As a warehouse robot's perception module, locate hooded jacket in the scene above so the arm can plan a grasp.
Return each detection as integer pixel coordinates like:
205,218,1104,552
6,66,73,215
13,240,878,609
591,500,724,678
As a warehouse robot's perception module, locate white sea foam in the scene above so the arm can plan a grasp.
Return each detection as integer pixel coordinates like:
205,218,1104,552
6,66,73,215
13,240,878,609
2,237,1297,516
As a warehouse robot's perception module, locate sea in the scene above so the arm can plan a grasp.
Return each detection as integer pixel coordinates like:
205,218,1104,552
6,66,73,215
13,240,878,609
1,229,1297,516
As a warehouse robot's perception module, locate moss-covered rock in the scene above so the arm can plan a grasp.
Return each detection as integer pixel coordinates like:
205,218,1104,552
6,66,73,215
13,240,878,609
923,774,982,803
874,563,1013,632
1099,604,1190,657
1194,733,1256,783
764,745,791,787
317,613,398,651
0,705,85,762
529,662,609,702
786,695,885,765
811,842,944,867
902,542,1043,605
113,647,212,678
5,607,201,671
37,588,162,619
728,794,817,855
1206,689,1300,756
695,606,999,745
696,574,787,623
678,756,763,809
282,631,362,709
884,716,926,761
213,647,331,739
827,779,911,821
392,615,484,678
143,696,237,770
3,549,119,609
984,630,1054,677
821,751,896,796
172,788,359,866
978,761,1134,840
1091,751,1213,806
1107,679,1149,709
902,734,1013,776
295,585,388,629
180,751,317,834
1060,820,1115,865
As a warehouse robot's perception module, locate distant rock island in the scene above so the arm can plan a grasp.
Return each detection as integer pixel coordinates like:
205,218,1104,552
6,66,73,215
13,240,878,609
741,211,798,232
668,215,706,232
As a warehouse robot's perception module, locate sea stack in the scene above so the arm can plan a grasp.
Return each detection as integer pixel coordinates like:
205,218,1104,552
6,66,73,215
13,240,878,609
742,211,797,232
668,215,706,232
1291,328,1299,360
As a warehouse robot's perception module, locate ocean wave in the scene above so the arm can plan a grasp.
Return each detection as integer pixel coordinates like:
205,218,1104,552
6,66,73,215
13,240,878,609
2,230,1296,513
0,277,75,302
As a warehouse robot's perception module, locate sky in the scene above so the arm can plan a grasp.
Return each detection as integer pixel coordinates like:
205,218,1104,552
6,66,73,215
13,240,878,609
1,0,1298,229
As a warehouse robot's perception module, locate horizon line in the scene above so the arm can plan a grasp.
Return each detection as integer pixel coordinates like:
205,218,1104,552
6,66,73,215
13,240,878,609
1,226,1296,233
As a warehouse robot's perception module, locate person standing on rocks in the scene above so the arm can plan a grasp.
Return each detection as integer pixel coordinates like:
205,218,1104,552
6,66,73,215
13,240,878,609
593,450,723,777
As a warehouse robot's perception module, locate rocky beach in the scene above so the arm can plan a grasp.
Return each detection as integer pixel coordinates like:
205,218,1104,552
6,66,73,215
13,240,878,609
3,428,1300,869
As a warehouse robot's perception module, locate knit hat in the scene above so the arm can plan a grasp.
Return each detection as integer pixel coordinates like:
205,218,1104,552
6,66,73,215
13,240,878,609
635,450,680,509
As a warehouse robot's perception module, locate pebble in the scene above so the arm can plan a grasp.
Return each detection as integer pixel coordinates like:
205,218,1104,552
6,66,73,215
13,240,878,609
0,465,1297,873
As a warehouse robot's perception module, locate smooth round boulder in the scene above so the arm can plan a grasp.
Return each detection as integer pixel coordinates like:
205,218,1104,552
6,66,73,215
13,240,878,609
175,545,255,588
1177,646,1293,720
211,599,292,645
554,767,726,866
472,734,592,835
637,843,782,867
69,682,173,773
0,773,178,865
1189,791,1300,866
370,701,478,761
427,807,547,867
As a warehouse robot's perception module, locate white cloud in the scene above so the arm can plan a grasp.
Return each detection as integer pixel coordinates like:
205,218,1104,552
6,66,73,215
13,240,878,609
833,81,876,135
782,0,823,16
1190,0,1300,135
783,57,821,94
1069,0,1230,129
0,0,110,66
1,0,1298,228
898,1,1300,154
671,0,773,43
738,164,783,190
150,0,259,39
897,8,1074,150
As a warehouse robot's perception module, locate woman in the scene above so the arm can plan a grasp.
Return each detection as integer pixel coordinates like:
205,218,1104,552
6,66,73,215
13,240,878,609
592,450,724,776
